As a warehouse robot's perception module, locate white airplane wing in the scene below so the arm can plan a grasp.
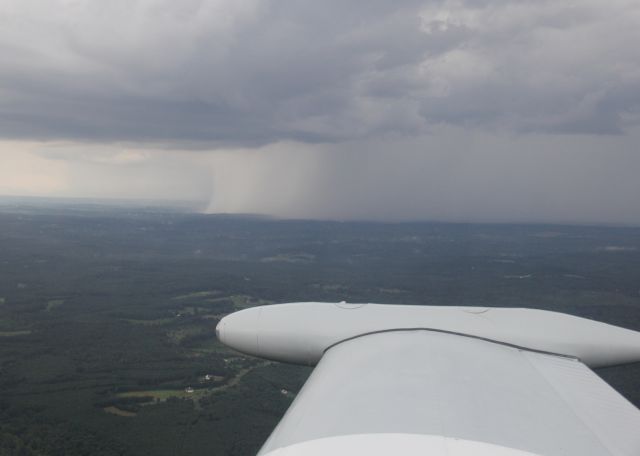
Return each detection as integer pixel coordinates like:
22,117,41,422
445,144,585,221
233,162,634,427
216,303,640,456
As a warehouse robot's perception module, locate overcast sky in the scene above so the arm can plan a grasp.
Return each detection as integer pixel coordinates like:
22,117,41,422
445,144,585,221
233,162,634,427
1,0,639,224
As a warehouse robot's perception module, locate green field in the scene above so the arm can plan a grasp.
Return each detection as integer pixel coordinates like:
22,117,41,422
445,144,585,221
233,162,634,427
0,330,32,337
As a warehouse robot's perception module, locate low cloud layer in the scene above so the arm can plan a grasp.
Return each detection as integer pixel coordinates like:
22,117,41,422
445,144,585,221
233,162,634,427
1,1,640,224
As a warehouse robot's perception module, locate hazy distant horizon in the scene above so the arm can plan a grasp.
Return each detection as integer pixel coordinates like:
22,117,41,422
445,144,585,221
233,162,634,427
3,193,640,229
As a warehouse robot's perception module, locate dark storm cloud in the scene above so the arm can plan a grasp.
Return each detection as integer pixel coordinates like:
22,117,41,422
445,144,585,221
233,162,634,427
1,0,639,145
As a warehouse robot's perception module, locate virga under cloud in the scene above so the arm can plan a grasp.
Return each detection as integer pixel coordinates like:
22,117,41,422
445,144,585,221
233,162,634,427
1,1,639,224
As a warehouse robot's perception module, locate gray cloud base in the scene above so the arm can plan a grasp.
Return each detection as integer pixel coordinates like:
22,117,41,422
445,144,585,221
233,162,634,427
1,0,639,144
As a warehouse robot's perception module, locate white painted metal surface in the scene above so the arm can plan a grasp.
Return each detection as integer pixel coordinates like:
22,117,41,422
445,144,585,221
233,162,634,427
256,331,640,456
216,302,640,367
216,303,640,455
262,434,542,456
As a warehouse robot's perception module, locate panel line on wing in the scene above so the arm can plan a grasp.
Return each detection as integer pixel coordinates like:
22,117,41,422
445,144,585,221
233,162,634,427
322,327,579,362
